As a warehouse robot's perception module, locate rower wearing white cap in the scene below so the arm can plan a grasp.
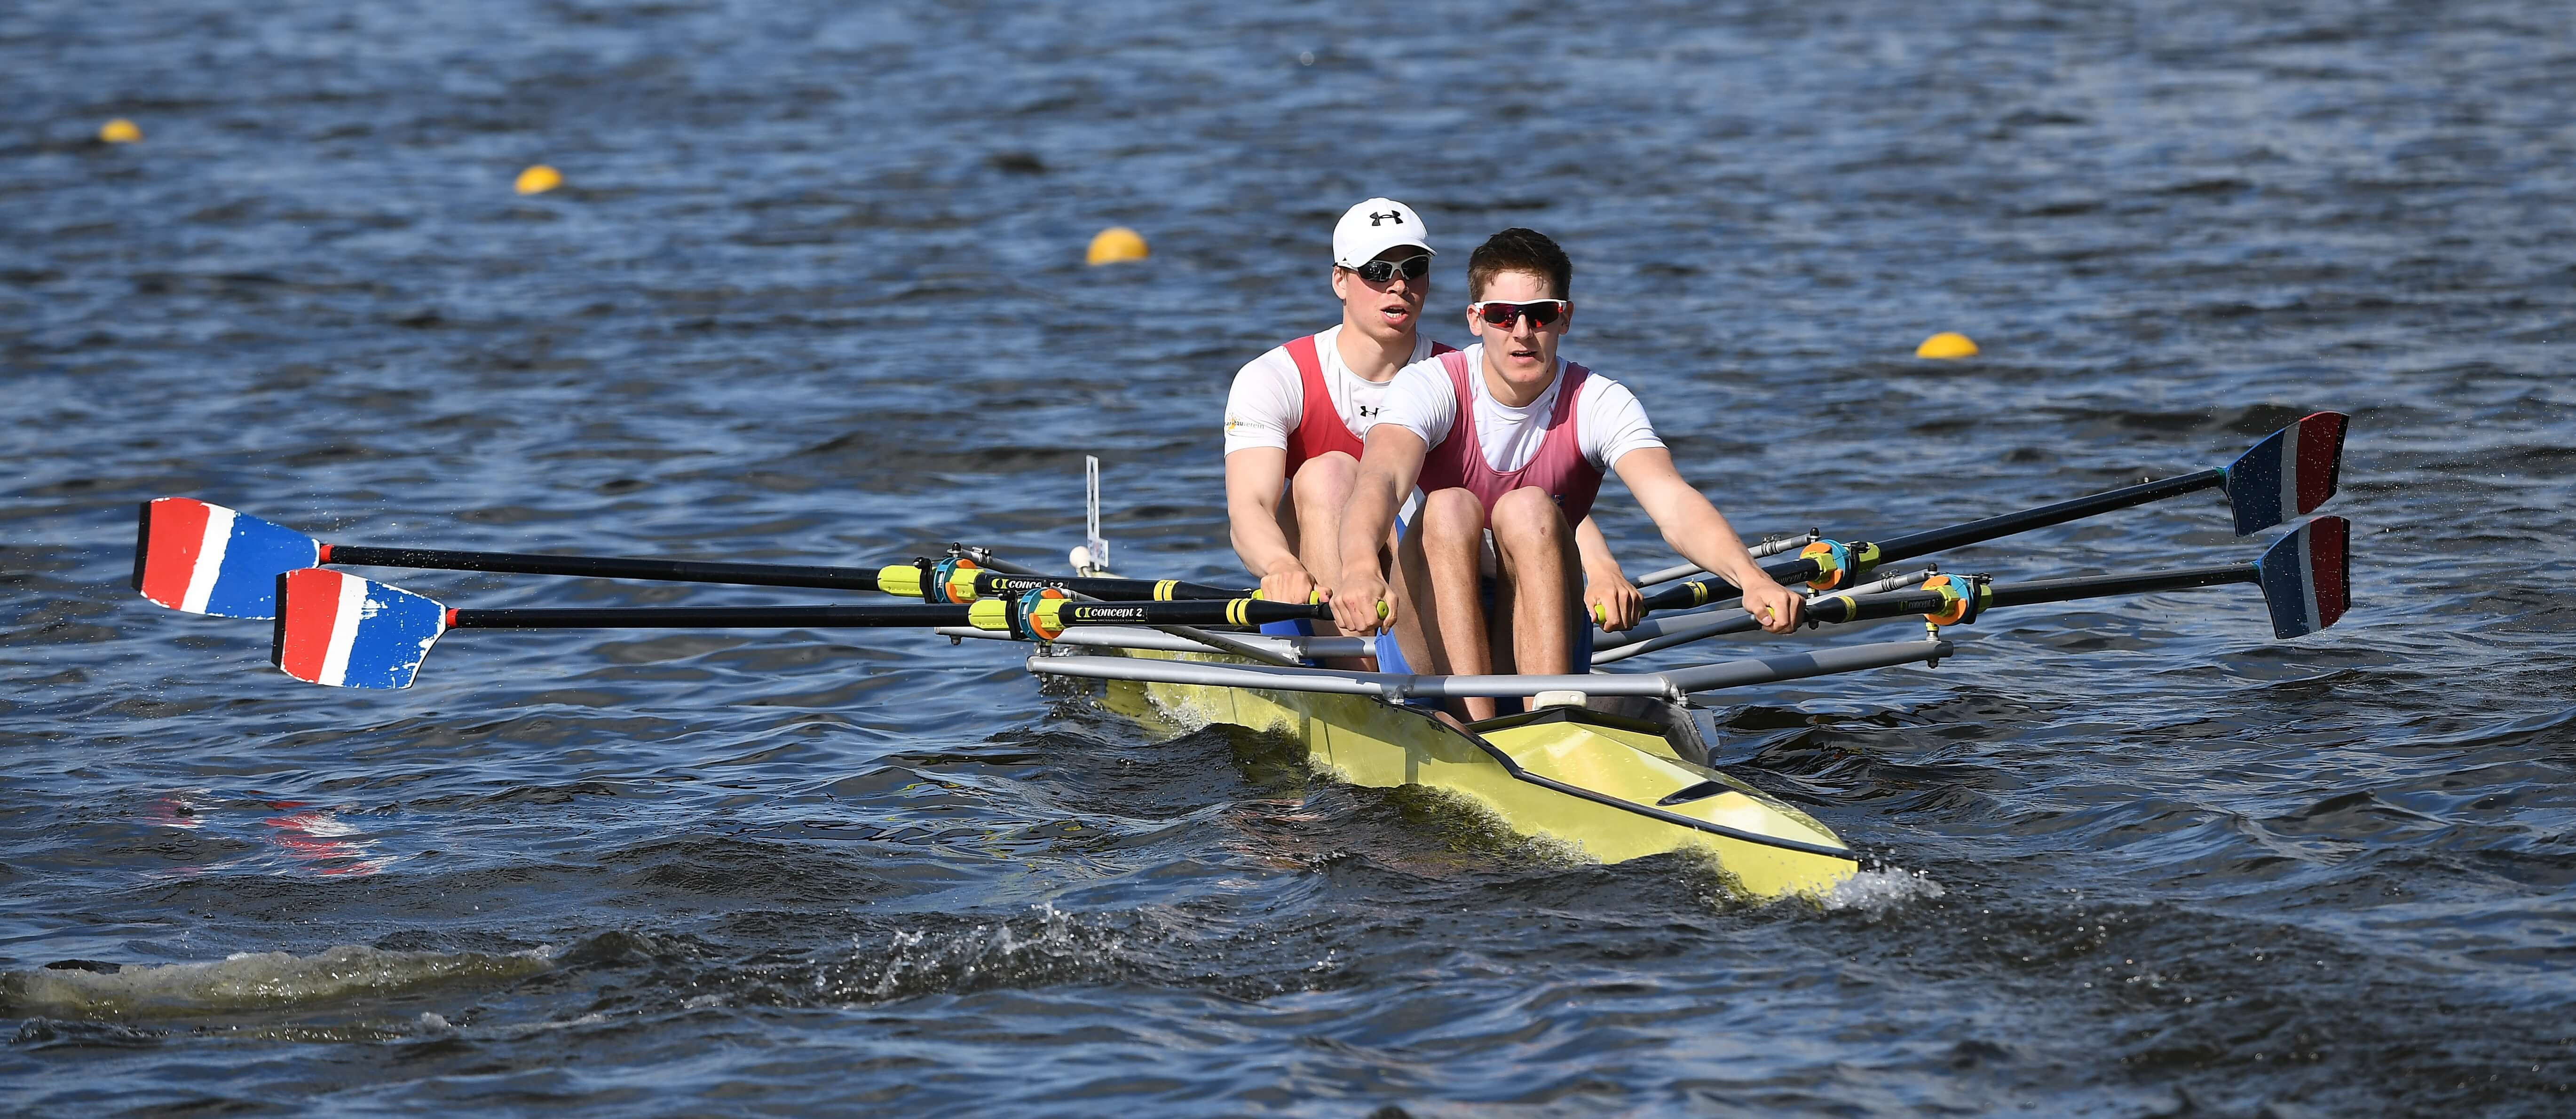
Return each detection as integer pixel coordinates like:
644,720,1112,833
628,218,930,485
1222,201,1642,666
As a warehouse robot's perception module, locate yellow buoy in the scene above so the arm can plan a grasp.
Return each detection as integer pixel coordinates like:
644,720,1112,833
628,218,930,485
514,165,563,195
1086,226,1149,266
99,118,142,144
1915,331,1979,359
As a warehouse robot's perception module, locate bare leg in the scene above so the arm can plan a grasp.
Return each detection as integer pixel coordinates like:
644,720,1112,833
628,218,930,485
1272,483,1303,558
1288,452,1357,594
1488,487,1581,679
1393,489,1496,721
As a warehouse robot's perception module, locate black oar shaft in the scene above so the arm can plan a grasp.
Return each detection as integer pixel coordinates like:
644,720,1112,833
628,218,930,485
452,604,961,629
446,599,1328,632
1037,599,1325,628
327,545,887,592
1805,564,2255,626
1639,468,2230,614
1871,469,2225,566
974,572,1242,600
322,544,1242,602
1979,564,2251,610
950,547,1049,576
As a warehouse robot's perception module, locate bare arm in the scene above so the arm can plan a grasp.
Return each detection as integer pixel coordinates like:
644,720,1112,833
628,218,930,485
1225,447,1312,602
1612,447,1801,633
1328,426,1428,635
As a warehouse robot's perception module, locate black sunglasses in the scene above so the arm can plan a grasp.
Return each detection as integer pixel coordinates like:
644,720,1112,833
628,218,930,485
1348,254,1431,284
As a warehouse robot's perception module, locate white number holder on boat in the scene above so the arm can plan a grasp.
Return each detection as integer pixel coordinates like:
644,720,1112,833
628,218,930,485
1069,455,1111,576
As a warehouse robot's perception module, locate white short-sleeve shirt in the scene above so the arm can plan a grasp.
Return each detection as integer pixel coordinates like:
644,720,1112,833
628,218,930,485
1222,326,1443,456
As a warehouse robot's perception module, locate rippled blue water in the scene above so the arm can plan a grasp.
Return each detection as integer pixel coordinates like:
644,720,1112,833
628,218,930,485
6,0,2575,1113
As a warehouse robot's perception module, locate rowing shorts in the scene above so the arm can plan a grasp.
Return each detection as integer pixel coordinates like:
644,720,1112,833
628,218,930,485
1370,600,1596,674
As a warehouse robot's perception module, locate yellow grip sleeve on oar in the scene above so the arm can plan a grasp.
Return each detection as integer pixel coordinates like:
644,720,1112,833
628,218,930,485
877,565,924,599
1154,579,1180,601
967,598,1011,632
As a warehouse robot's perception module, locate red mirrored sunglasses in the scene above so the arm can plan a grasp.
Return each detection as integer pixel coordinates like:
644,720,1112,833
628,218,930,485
1469,299,1568,328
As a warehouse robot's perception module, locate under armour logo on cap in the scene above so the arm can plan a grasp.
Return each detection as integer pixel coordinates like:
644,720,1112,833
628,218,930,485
1334,197,1434,268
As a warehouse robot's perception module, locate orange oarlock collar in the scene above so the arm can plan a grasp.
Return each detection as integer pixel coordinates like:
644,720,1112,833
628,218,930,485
1014,586,1071,642
1800,539,1851,591
1920,574,1974,626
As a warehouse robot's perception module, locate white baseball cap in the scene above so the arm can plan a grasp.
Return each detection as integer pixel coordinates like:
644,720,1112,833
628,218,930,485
1332,197,1434,268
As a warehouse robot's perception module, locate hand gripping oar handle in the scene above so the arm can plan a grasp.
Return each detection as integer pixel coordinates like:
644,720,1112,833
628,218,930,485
270,570,1332,689
1640,412,2349,614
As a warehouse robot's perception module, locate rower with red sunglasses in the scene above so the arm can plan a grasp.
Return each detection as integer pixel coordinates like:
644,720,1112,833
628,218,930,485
1327,227,1802,719
1223,202,1641,665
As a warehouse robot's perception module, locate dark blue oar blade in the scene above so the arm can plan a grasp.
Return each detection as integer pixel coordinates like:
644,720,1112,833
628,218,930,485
2253,516,2351,639
2222,412,2348,536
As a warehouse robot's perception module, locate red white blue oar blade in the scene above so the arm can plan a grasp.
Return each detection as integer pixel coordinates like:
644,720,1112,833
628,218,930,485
133,498,323,619
2253,516,2351,639
2221,412,2348,536
270,569,448,689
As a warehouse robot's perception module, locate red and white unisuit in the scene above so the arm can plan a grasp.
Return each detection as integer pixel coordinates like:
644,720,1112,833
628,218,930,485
1419,349,1600,521
1222,326,1451,474
1374,343,1665,525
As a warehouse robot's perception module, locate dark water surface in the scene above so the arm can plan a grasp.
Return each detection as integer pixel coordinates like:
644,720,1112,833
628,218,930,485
7,0,2575,1113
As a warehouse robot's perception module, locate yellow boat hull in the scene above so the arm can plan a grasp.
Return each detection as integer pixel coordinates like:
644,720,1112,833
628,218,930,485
1087,647,1857,900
